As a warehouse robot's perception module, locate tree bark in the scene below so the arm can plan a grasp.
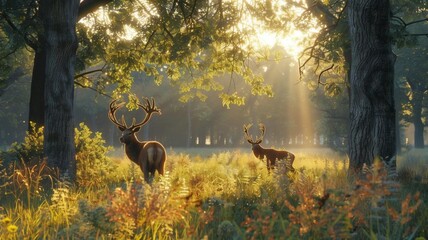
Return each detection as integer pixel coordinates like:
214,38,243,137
40,0,80,182
28,48,46,129
348,0,396,174
412,90,424,148
28,0,113,130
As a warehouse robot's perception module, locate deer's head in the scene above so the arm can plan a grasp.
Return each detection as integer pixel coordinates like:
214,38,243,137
243,124,265,150
108,98,161,144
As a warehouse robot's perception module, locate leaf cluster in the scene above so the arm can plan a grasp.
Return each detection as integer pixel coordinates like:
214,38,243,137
74,122,116,188
0,0,39,92
77,0,273,104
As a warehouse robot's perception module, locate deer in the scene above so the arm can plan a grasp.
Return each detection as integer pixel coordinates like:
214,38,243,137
108,97,166,183
243,124,295,173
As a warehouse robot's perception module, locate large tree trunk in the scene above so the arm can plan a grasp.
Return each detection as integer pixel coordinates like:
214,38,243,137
28,48,46,129
27,0,114,130
40,0,79,182
348,0,396,174
412,90,425,148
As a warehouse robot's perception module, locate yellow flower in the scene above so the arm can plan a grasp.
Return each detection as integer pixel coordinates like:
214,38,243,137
7,224,18,233
1,217,12,224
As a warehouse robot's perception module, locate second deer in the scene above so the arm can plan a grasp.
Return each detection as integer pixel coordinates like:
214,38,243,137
244,124,295,173
108,97,166,183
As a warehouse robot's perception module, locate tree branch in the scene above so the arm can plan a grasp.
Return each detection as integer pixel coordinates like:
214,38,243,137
318,64,335,85
400,17,428,27
78,0,114,21
305,0,337,26
406,18,428,26
74,68,104,79
74,79,113,99
0,12,38,49
298,27,330,78
144,30,157,50
188,0,198,19
74,66,112,98
163,26,174,41
402,33,428,37
0,45,19,59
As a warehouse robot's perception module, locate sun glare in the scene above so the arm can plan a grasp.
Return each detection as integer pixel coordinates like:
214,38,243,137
255,30,306,59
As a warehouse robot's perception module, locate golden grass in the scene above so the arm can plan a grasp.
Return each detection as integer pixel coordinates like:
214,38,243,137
0,148,426,239
397,149,428,181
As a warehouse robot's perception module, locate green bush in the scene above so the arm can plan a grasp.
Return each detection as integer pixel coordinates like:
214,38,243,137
0,122,117,188
74,123,116,187
8,122,44,163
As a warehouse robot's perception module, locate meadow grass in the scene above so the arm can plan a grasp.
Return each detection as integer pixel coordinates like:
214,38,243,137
0,147,427,239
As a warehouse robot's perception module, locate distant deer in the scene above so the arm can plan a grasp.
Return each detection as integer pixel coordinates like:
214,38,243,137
244,124,295,173
108,98,166,183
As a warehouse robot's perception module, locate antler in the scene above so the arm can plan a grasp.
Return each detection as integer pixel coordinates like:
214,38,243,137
131,97,161,129
108,99,127,131
243,124,253,143
108,97,161,130
258,124,265,142
243,123,265,144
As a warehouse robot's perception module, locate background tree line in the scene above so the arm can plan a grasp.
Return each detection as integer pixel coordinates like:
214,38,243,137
1,47,326,149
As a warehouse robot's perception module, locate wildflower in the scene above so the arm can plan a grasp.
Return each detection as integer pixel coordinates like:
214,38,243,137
7,224,18,233
1,217,12,224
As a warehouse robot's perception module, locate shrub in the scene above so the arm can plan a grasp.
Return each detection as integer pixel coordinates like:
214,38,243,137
0,122,117,193
74,122,116,187
7,122,44,164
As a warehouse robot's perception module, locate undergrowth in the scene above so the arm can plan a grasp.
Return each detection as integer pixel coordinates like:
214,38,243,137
0,125,426,239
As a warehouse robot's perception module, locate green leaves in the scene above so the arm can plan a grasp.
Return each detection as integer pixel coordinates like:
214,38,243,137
75,0,275,107
220,92,246,109
324,82,342,97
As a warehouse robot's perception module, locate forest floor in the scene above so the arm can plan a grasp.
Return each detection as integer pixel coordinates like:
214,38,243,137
1,146,427,239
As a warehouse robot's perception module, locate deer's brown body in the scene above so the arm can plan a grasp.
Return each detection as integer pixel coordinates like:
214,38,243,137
123,137,166,182
109,98,166,183
244,124,295,173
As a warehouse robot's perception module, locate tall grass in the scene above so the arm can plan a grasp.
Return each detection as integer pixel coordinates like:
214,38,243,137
1,129,427,239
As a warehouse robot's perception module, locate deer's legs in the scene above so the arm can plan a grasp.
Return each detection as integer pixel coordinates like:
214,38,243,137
154,148,165,175
266,158,276,173
287,155,296,172
157,157,165,175
138,159,152,184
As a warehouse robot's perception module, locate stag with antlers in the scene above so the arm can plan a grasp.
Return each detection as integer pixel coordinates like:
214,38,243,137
244,124,295,173
108,97,166,183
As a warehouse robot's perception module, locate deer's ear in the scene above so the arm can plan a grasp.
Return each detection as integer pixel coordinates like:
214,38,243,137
132,126,141,133
118,126,126,131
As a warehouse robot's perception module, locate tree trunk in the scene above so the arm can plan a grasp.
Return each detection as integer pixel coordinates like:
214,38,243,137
348,0,396,174
28,48,46,129
187,101,192,147
412,90,424,148
40,0,79,182
395,110,402,153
